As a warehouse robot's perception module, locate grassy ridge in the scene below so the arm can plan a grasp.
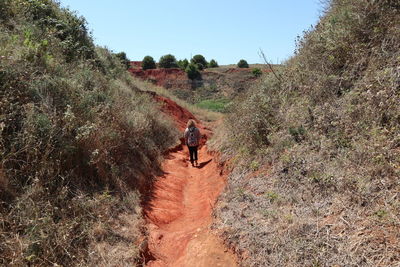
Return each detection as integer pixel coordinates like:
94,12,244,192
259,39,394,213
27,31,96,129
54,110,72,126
212,1,400,266
0,1,178,265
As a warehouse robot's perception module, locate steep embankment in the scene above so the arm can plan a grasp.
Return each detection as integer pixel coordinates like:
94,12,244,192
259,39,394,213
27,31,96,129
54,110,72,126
0,1,178,265
212,1,400,266
144,96,237,266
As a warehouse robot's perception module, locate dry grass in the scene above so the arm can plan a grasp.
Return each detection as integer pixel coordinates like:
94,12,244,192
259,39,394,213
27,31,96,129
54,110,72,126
0,1,178,265
211,1,400,266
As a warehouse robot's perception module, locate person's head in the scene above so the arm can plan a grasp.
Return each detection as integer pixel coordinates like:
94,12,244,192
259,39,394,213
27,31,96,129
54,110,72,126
187,119,196,128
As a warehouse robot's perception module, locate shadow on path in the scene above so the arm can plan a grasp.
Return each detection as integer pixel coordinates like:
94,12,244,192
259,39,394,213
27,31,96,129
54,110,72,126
196,159,212,169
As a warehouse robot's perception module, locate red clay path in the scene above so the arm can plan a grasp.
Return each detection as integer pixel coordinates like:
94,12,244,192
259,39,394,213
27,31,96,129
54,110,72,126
144,96,237,267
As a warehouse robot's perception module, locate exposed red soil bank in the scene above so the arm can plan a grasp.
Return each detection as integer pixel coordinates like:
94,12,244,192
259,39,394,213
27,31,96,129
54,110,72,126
152,94,197,132
129,67,269,95
144,96,237,266
130,68,187,88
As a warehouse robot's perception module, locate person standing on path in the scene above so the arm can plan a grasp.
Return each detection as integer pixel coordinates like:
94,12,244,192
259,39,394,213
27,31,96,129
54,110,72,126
184,119,201,167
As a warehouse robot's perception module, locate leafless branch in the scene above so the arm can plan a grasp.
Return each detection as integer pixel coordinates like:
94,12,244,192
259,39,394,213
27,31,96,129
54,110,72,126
258,49,283,84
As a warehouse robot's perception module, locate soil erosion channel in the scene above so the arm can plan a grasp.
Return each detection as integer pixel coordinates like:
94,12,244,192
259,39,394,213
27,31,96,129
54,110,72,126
145,96,237,267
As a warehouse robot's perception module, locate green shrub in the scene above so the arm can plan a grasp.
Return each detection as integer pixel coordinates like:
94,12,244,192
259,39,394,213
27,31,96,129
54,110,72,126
208,59,219,68
191,54,208,70
237,59,249,68
249,160,260,171
158,54,178,68
177,58,189,70
288,126,306,143
142,55,156,70
185,63,200,80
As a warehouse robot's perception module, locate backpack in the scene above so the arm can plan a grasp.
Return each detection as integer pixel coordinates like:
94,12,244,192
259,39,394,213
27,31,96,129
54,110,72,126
187,127,198,147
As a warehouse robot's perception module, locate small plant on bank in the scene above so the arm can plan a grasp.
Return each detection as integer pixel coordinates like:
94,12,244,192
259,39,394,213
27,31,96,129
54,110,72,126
250,160,260,171
158,54,178,68
288,126,306,143
252,68,262,77
237,59,249,68
142,55,156,70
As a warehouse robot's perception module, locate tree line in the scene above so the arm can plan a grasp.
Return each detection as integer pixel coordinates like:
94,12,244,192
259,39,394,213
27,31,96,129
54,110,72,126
140,54,250,79
116,52,251,79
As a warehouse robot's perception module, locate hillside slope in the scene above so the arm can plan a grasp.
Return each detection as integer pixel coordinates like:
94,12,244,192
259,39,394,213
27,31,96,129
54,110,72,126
211,1,400,266
0,1,178,265
129,65,269,112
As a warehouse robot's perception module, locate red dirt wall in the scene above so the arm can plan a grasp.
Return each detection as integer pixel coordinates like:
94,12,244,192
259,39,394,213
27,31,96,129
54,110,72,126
129,68,188,88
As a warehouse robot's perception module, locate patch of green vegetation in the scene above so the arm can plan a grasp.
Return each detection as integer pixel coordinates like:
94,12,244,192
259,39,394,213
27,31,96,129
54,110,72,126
252,67,262,77
264,191,279,202
236,187,246,198
260,209,278,220
288,126,306,143
249,160,260,171
374,209,389,220
196,98,230,113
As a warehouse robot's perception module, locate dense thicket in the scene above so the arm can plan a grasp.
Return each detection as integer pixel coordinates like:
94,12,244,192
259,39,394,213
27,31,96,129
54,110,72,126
0,1,178,265
214,1,400,266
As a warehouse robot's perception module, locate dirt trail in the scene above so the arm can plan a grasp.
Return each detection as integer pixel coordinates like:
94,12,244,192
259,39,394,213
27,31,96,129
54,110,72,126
144,105,237,266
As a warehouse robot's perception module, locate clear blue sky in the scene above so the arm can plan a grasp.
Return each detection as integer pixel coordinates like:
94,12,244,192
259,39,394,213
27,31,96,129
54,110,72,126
58,0,322,65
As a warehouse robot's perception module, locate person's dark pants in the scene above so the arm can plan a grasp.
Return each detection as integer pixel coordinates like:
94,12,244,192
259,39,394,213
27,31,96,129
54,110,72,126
188,146,198,164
